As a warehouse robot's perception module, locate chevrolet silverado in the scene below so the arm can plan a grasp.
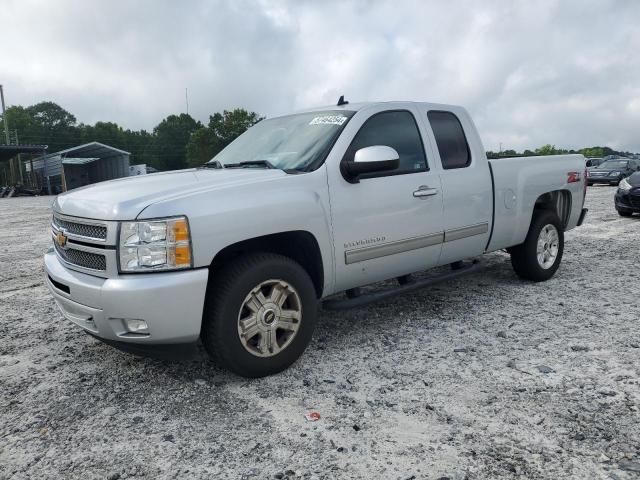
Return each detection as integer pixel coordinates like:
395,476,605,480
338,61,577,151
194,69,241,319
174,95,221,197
45,100,588,377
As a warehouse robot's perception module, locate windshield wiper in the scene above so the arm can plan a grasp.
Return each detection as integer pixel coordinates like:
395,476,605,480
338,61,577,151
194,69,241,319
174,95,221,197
215,159,304,174
225,160,277,169
199,161,223,169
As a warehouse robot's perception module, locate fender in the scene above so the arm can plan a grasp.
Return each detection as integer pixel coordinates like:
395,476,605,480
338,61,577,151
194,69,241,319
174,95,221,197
137,166,336,295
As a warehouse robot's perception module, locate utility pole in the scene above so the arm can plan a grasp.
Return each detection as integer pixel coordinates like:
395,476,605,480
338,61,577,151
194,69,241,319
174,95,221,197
0,84,15,184
185,88,189,115
0,85,9,145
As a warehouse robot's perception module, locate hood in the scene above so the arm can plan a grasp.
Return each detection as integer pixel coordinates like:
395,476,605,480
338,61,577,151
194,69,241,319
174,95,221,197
589,166,627,174
589,164,630,172
54,168,286,220
627,172,640,186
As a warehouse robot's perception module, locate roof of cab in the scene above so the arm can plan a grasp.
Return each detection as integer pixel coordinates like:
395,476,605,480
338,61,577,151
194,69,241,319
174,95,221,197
292,100,464,115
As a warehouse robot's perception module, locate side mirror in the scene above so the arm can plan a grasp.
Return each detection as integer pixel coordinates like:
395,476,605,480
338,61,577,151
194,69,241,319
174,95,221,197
342,146,400,183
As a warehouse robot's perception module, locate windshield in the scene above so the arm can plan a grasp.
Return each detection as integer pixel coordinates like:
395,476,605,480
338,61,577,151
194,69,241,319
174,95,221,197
598,160,628,169
208,110,354,171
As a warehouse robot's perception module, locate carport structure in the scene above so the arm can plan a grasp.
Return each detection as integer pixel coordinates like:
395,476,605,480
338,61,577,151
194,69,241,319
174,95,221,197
0,144,48,187
28,142,130,194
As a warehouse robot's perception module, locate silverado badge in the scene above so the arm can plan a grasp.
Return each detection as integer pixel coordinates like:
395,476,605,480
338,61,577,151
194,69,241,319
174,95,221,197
56,230,68,249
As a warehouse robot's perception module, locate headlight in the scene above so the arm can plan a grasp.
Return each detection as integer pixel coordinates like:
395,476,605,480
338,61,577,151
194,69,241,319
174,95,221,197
119,216,192,272
610,171,620,176
619,177,632,191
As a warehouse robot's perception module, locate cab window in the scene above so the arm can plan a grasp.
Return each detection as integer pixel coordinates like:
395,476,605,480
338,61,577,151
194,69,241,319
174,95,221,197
428,111,471,169
344,110,428,177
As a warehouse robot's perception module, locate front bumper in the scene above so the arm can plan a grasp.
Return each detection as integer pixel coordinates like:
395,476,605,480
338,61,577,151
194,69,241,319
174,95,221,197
615,190,640,212
44,249,209,344
587,175,621,184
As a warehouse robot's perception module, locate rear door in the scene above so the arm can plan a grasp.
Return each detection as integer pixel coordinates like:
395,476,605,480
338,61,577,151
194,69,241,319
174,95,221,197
423,110,493,265
327,106,444,291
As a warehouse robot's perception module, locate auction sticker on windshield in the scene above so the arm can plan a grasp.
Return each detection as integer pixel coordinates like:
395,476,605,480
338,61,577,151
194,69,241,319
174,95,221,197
309,115,348,126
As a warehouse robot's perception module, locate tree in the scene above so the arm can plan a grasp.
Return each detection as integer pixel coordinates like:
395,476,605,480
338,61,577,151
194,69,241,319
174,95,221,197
535,144,568,156
153,114,201,171
123,129,156,167
79,122,125,148
26,101,76,129
16,102,81,151
579,146,615,158
0,106,35,144
186,109,263,167
186,127,219,167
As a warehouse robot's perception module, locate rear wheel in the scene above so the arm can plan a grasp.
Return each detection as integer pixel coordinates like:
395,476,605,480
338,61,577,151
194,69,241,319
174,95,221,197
510,210,564,282
201,253,317,377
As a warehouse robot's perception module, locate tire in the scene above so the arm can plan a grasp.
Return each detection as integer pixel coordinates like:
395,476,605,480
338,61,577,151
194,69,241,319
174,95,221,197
510,210,564,282
201,253,317,378
617,209,633,217
587,182,593,186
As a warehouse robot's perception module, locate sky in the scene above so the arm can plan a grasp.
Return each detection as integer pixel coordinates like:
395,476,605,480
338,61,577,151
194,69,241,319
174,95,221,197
2,0,640,152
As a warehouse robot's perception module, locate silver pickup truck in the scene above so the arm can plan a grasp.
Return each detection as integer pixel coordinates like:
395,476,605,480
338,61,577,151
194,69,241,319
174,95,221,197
45,100,588,377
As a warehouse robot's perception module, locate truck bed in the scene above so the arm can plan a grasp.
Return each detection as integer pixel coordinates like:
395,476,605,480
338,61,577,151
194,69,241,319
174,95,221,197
487,154,586,252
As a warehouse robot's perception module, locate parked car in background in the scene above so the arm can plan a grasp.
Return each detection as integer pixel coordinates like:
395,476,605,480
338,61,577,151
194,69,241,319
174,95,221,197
614,172,640,216
587,158,640,186
586,157,603,168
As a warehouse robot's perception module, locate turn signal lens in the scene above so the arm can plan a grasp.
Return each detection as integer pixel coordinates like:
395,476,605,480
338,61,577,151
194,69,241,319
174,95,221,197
172,219,190,242
174,245,191,266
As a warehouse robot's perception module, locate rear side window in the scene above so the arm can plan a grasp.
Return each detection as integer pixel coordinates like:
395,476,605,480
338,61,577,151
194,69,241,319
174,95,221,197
346,110,427,175
428,111,471,169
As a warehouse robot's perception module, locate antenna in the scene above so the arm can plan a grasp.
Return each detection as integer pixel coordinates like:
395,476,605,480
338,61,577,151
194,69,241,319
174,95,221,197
337,95,349,106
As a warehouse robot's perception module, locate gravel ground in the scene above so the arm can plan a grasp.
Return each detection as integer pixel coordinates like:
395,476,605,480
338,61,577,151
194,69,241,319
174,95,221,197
1,186,639,480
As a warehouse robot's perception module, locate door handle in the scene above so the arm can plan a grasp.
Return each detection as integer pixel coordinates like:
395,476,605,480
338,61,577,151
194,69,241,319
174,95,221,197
413,185,438,198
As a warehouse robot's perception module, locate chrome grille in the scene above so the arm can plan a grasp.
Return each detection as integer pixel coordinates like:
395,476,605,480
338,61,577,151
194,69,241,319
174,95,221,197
53,215,107,240
54,242,107,271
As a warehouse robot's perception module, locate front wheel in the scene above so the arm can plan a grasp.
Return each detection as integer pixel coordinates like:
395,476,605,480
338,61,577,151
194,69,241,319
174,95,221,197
201,253,317,377
617,209,633,217
510,210,564,282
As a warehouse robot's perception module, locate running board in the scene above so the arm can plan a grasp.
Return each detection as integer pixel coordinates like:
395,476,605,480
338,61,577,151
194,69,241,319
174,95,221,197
321,260,484,311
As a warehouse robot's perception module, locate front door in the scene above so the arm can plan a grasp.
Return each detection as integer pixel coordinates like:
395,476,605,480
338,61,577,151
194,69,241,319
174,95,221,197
327,107,444,292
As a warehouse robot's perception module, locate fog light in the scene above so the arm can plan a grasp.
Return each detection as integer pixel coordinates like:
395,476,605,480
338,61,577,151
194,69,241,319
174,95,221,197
124,318,149,333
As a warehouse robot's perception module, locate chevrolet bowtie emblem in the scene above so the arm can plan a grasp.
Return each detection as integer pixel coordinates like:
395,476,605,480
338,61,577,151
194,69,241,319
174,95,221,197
56,230,68,249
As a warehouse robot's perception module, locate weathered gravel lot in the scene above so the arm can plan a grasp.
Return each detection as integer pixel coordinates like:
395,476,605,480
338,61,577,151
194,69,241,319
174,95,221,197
1,186,639,479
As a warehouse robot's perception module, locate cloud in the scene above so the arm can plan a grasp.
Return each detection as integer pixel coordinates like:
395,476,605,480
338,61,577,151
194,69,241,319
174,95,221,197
1,0,639,151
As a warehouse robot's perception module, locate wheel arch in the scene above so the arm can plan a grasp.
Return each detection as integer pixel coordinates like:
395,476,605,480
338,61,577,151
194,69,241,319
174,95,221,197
533,189,572,230
209,230,325,298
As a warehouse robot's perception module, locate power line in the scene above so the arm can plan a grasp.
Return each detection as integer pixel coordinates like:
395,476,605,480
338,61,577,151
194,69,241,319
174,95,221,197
15,137,191,148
